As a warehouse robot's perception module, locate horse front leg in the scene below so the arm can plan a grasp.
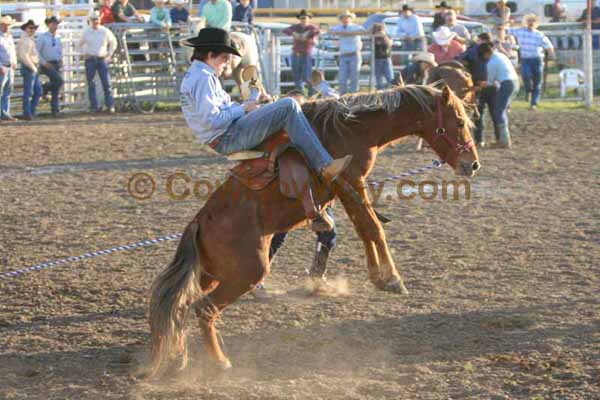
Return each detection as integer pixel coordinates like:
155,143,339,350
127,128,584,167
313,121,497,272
336,182,409,294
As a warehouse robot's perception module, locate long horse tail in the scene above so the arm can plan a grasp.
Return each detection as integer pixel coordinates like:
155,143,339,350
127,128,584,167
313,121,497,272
148,219,204,376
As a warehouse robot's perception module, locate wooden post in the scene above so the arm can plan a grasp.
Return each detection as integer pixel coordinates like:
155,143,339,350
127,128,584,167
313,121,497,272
584,0,594,107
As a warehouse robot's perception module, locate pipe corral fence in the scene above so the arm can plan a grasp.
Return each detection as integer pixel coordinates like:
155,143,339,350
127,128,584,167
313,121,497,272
3,5,598,115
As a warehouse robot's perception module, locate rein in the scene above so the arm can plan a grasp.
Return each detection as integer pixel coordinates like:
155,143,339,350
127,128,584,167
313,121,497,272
433,96,475,162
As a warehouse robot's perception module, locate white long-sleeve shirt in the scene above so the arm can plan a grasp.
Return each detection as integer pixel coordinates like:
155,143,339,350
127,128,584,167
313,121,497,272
0,31,17,67
17,35,39,72
78,25,117,58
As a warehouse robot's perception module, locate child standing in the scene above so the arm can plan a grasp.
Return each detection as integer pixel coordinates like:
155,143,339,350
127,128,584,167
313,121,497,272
372,23,393,90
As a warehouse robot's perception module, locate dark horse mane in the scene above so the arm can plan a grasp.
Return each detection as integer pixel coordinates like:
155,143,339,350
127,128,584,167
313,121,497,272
301,85,472,143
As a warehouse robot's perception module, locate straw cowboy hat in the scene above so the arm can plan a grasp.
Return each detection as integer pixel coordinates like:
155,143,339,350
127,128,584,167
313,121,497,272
432,26,456,46
413,52,438,67
174,0,187,4
0,15,17,26
152,0,168,3
20,19,39,31
338,10,356,20
181,27,242,57
88,10,101,20
523,13,539,26
296,9,314,19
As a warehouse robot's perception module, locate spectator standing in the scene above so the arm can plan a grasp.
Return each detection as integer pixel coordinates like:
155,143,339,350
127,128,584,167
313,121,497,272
372,23,393,90
433,1,452,31
509,14,555,109
445,10,471,45
457,33,493,147
282,10,320,95
150,0,172,30
17,20,42,120
0,15,17,121
484,43,519,148
329,10,370,95
99,0,116,25
395,5,425,51
232,0,254,25
550,0,567,22
428,26,465,64
400,52,437,84
171,0,190,24
112,0,144,23
577,3,600,49
78,11,118,113
202,0,233,31
491,0,511,27
37,16,64,116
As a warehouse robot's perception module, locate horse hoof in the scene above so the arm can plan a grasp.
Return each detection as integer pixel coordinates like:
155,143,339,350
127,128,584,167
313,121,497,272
381,279,409,294
219,359,232,371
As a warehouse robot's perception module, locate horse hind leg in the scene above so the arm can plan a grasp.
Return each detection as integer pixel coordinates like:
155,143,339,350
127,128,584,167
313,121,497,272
194,255,269,371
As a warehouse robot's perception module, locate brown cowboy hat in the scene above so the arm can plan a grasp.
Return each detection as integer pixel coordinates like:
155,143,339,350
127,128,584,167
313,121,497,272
435,1,452,9
296,9,314,19
20,19,39,31
181,27,242,57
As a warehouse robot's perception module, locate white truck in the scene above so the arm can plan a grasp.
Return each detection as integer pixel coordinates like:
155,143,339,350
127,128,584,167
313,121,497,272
463,0,589,21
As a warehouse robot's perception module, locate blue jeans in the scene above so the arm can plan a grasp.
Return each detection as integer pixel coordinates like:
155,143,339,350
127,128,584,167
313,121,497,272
473,86,495,143
85,57,114,111
215,97,333,172
291,53,314,95
338,53,361,95
374,58,393,90
491,79,519,126
0,66,13,117
40,61,64,114
520,57,543,106
20,65,42,118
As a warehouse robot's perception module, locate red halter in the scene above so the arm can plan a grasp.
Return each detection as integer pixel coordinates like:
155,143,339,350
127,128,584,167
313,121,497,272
434,96,475,162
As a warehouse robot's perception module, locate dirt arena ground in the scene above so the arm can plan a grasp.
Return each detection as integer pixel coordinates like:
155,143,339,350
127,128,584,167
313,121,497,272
0,104,599,399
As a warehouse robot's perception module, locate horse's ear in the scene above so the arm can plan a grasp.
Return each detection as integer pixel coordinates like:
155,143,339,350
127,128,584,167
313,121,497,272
442,85,452,104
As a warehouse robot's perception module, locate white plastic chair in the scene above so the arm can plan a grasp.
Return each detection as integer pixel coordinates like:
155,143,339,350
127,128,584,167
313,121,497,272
559,68,585,98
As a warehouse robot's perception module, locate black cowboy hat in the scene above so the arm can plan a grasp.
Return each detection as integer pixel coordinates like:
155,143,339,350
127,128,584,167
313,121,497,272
181,27,241,57
435,1,452,8
20,19,39,31
44,16,61,25
401,4,414,12
296,9,314,19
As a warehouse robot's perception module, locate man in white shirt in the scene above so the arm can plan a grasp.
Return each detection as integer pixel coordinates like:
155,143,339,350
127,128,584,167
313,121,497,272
445,10,471,45
0,15,18,121
78,11,118,113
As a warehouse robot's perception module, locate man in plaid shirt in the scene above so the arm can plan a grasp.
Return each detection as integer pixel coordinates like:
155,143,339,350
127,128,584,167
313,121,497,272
509,14,554,109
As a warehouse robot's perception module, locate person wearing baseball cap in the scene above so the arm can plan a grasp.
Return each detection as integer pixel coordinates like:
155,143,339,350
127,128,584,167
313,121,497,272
171,0,190,24
0,15,18,121
37,16,64,116
77,11,118,113
17,20,42,120
282,9,320,95
179,27,353,231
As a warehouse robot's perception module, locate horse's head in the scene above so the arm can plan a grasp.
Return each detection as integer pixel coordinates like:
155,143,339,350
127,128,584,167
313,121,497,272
422,86,480,177
222,33,244,78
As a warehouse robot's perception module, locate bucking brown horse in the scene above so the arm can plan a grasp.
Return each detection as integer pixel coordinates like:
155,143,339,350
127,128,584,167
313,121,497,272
148,85,480,375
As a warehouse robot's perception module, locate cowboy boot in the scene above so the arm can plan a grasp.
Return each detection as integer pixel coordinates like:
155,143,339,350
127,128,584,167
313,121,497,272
320,155,353,184
497,123,512,148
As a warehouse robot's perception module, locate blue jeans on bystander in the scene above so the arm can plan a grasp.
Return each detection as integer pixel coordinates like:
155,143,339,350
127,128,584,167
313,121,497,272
40,61,64,114
491,79,519,126
291,53,314,95
21,65,42,118
85,57,114,111
374,58,393,90
338,53,361,95
0,66,13,118
520,57,544,106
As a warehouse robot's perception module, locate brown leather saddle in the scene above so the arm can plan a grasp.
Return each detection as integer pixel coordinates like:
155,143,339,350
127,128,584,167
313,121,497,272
229,130,320,221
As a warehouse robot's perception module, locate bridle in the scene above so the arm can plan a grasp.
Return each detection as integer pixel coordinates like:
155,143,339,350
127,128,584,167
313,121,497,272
433,96,475,162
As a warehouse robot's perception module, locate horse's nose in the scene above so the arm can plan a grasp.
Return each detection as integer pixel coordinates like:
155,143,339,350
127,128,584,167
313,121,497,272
472,161,481,172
